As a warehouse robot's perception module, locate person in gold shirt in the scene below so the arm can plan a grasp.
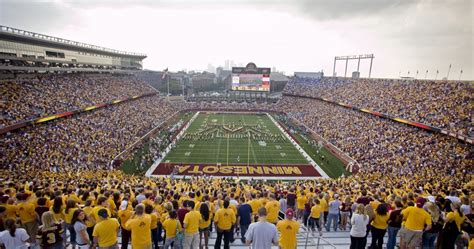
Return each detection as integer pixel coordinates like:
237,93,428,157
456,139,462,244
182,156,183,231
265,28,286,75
92,209,120,248
276,208,300,249
370,203,389,249
82,200,95,242
145,204,159,249
247,194,261,221
183,201,201,249
199,202,211,249
296,191,306,221
400,197,431,249
64,199,78,248
309,199,323,236
16,193,38,245
91,196,111,225
265,194,280,225
214,199,236,249
118,200,134,249
162,210,182,249
125,204,152,249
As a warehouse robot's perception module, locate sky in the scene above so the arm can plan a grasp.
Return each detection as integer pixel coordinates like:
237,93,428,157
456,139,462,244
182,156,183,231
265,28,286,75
1,0,472,79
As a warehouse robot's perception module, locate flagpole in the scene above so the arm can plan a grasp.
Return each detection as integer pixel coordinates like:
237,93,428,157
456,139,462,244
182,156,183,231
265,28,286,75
247,131,250,167
227,134,229,166
167,74,170,101
446,64,452,80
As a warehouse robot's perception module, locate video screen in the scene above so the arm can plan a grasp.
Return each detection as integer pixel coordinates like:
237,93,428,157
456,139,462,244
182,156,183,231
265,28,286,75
232,73,270,91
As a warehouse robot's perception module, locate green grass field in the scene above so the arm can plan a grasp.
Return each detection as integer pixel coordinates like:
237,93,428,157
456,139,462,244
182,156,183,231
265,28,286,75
163,112,310,165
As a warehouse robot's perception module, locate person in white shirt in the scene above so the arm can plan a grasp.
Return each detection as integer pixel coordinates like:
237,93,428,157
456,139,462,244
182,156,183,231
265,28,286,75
446,191,461,204
460,197,471,216
0,219,30,249
350,204,369,249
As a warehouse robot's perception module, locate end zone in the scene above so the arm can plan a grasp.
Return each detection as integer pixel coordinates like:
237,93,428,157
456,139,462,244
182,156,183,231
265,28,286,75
150,163,321,180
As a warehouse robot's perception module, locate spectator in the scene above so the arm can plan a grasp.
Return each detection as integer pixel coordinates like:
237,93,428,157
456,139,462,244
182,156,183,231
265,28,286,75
64,199,78,248
72,210,91,249
276,208,299,249
15,193,38,246
162,210,182,249
370,203,389,249
399,197,432,249
0,219,30,249
422,202,443,249
245,207,278,249
125,204,152,249
213,200,235,249
236,197,252,244
350,204,369,249
183,201,201,249
265,193,280,225
309,198,323,236
387,200,403,249
199,202,211,249
36,211,64,249
92,209,120,249
118,200,134,249
326,194,341,232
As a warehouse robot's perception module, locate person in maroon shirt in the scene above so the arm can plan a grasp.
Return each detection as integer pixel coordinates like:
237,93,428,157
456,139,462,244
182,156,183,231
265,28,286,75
35,198,49,225
340,196,352,231
386,200,403,249
356,190,373,206
286,188,297,211
177,200,190,226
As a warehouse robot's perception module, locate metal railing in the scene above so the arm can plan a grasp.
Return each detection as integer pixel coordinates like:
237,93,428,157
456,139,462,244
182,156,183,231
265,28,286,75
301,226,338,249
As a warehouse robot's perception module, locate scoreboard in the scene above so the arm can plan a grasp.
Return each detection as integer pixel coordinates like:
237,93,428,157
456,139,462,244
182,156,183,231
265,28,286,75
231,62,270,92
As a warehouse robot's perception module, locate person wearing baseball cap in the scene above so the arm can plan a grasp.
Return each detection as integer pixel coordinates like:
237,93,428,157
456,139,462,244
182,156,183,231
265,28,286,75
276,208,300,249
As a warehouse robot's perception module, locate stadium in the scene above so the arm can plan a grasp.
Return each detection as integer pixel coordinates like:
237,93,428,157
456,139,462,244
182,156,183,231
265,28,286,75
0,1,473,248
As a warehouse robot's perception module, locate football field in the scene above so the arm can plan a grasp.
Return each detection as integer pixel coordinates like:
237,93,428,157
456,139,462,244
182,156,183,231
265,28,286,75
163,112,309,165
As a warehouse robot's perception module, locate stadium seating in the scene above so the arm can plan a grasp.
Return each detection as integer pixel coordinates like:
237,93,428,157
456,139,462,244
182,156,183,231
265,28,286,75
1,74,157,127
0,73,472,249
284,77,472,137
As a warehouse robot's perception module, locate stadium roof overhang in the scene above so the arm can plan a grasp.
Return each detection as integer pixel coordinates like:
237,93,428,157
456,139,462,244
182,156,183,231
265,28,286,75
0,26,147,59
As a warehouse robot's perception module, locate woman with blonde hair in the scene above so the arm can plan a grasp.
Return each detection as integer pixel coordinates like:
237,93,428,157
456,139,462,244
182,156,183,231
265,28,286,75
37,211,64,249
421,202,442,249
350,204,369,249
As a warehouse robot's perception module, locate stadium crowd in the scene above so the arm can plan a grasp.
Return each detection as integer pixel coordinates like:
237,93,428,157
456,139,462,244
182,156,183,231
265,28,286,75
1,95,177,171
277,96,473,177
284,77,473,137
0,169,472,249
1,74,157,127
1,73,473,249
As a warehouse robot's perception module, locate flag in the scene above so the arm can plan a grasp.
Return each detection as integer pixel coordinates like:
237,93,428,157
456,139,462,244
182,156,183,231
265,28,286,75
162,68,168,79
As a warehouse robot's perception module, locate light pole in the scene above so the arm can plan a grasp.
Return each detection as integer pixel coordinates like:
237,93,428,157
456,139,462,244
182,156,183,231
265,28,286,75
424,70,428,79
435,70,439,80
459,70,463,80
446,64,452,80
415,70,419,79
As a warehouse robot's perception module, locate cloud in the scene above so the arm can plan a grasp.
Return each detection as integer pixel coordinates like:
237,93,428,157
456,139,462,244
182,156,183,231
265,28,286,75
0,1,82,33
